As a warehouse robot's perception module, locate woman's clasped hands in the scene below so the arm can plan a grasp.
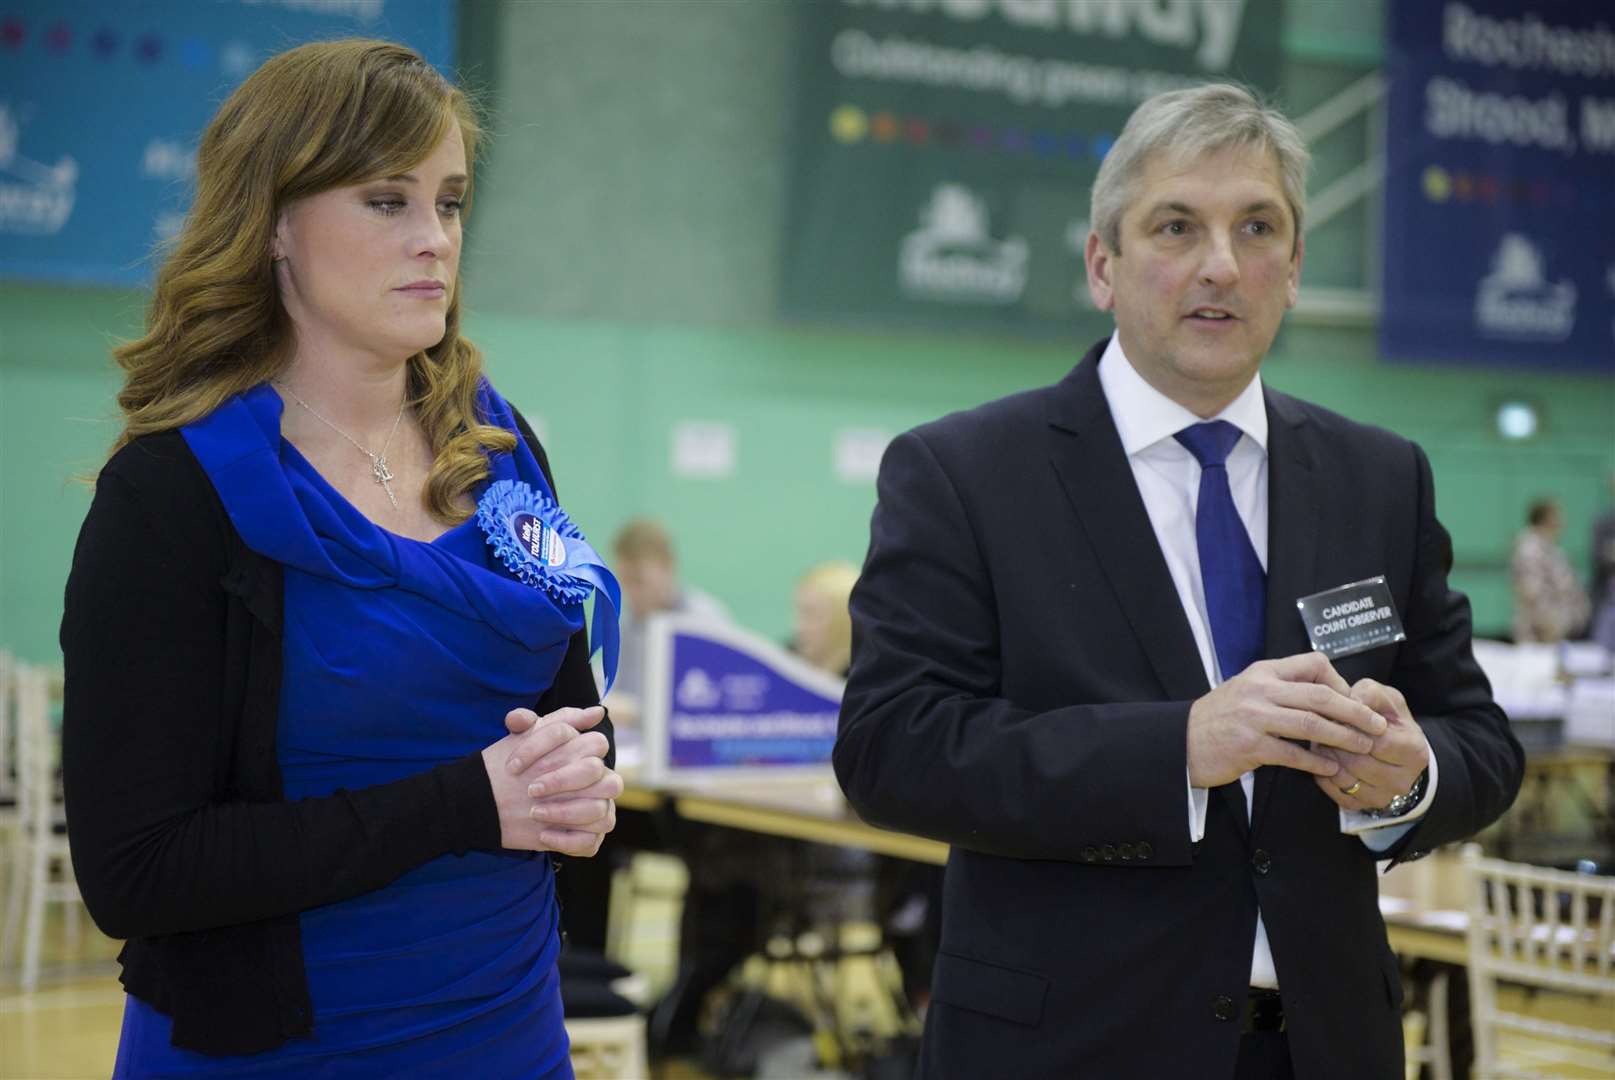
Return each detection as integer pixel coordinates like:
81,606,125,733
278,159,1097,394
481,705,621,857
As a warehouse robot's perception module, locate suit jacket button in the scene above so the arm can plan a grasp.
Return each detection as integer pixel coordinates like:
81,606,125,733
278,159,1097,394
1100,844,1117,862
1118,842,1135,861
1136,841,1153,860
1081,846,1098,863
1252,849,1272,876
1213,994,1236,1022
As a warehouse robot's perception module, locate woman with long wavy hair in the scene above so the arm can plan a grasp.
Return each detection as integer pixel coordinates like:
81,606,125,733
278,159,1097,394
61,39,621,1077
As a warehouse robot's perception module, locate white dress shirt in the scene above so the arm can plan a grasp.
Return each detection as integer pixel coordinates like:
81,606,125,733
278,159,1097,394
1095,333,1435,989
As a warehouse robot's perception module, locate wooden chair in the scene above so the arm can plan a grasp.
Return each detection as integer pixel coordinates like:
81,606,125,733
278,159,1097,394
1463,844,1615,1078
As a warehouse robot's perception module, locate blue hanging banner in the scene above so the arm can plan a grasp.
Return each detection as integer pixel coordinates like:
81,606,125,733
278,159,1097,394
0,0,457,287
1381,0,1615,371
639,615,844,782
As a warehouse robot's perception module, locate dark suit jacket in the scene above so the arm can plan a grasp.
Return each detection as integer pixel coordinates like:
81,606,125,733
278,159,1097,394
833,340,1523,1079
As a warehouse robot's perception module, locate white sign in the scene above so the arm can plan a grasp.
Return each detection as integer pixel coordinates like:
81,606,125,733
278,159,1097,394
833,428,891,483
0,104,77,237
1474,233,1576,342
671,421,737,479
900,182,1028,304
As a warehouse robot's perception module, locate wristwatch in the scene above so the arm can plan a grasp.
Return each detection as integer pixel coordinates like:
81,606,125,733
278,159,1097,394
1366,767,1429,819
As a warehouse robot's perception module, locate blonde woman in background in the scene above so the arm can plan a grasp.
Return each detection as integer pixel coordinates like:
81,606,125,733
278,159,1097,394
794,560,945,1030
791,560,860,677
61,40,620,1077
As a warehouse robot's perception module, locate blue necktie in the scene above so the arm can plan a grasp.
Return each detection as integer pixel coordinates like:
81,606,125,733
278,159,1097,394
1175,421,1266,681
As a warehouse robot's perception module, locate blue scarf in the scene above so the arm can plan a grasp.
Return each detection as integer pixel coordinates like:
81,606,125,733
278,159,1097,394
180,380,618,693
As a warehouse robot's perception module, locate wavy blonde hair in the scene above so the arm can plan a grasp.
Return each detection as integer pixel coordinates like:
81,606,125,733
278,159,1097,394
111,38,513,522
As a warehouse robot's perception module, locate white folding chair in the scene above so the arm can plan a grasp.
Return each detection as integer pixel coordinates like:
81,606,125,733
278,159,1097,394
0,651,26,969
605,851,689,1004
0,648,17,808
1404,966,1454,1080
554,851,688,1078
1463,844,1615,1078
565,1012,649,1080
0,650,19,880
0,662,81,991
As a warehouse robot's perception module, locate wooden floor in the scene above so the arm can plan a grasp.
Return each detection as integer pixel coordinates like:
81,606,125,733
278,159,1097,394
3,906,1611,1079
0,907,125,1080
0,906,724,1080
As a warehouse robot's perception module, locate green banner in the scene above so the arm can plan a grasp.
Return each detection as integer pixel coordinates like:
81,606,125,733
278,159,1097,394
783,0,1286,337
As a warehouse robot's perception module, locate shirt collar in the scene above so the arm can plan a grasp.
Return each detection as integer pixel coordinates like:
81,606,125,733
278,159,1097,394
1096,332,1269,458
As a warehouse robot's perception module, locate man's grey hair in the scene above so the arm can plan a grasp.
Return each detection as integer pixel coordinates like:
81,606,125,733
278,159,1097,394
1090,83,1310,255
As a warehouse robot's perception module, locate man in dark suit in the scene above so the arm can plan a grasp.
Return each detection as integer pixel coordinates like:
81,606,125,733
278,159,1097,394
834,84,1523,1079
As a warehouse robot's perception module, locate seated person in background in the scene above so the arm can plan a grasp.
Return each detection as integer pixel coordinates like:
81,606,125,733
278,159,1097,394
1589,475,1615,650
788,560,859,677
1512,497,1590,643
658,563,872,1057
607,517,729,724
786,560,871,922
792,559,942,1025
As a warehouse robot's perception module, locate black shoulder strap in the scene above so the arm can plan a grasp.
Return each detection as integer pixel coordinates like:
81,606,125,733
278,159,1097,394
507,405,557,496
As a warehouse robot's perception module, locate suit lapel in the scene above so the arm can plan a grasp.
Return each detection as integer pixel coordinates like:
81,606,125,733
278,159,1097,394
1252,388,1319,835
1046,347,1210,708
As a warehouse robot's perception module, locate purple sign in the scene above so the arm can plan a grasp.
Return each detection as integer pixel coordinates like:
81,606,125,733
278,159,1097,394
666,631,841,769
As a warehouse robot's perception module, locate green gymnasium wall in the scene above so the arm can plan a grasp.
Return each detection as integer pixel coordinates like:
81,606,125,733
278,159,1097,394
2,0,1612,665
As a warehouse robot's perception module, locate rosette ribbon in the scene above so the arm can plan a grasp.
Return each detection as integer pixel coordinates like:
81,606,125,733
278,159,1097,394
476,479,622,693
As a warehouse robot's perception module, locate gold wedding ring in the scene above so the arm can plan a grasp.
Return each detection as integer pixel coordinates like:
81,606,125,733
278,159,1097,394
1340,780,1363,797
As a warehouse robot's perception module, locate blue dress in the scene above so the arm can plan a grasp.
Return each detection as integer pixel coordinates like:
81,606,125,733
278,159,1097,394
114,383,581,1078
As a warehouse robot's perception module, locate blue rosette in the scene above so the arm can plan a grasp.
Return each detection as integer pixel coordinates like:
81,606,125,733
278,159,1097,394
477,479,622,692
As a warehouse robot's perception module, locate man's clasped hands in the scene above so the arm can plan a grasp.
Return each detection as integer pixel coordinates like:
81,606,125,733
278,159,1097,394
1186,652,1430,812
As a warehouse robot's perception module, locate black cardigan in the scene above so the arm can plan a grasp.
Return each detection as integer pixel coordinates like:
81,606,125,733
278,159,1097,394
60,412,609,1055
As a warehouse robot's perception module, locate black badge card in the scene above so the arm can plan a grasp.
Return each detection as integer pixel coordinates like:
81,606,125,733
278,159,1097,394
1295,576,1407,659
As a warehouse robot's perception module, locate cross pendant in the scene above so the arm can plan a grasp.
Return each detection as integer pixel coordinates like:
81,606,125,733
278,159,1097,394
371,456,399,510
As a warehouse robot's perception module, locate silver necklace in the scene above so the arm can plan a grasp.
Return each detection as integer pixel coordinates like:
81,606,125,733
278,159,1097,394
276,382,407,510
